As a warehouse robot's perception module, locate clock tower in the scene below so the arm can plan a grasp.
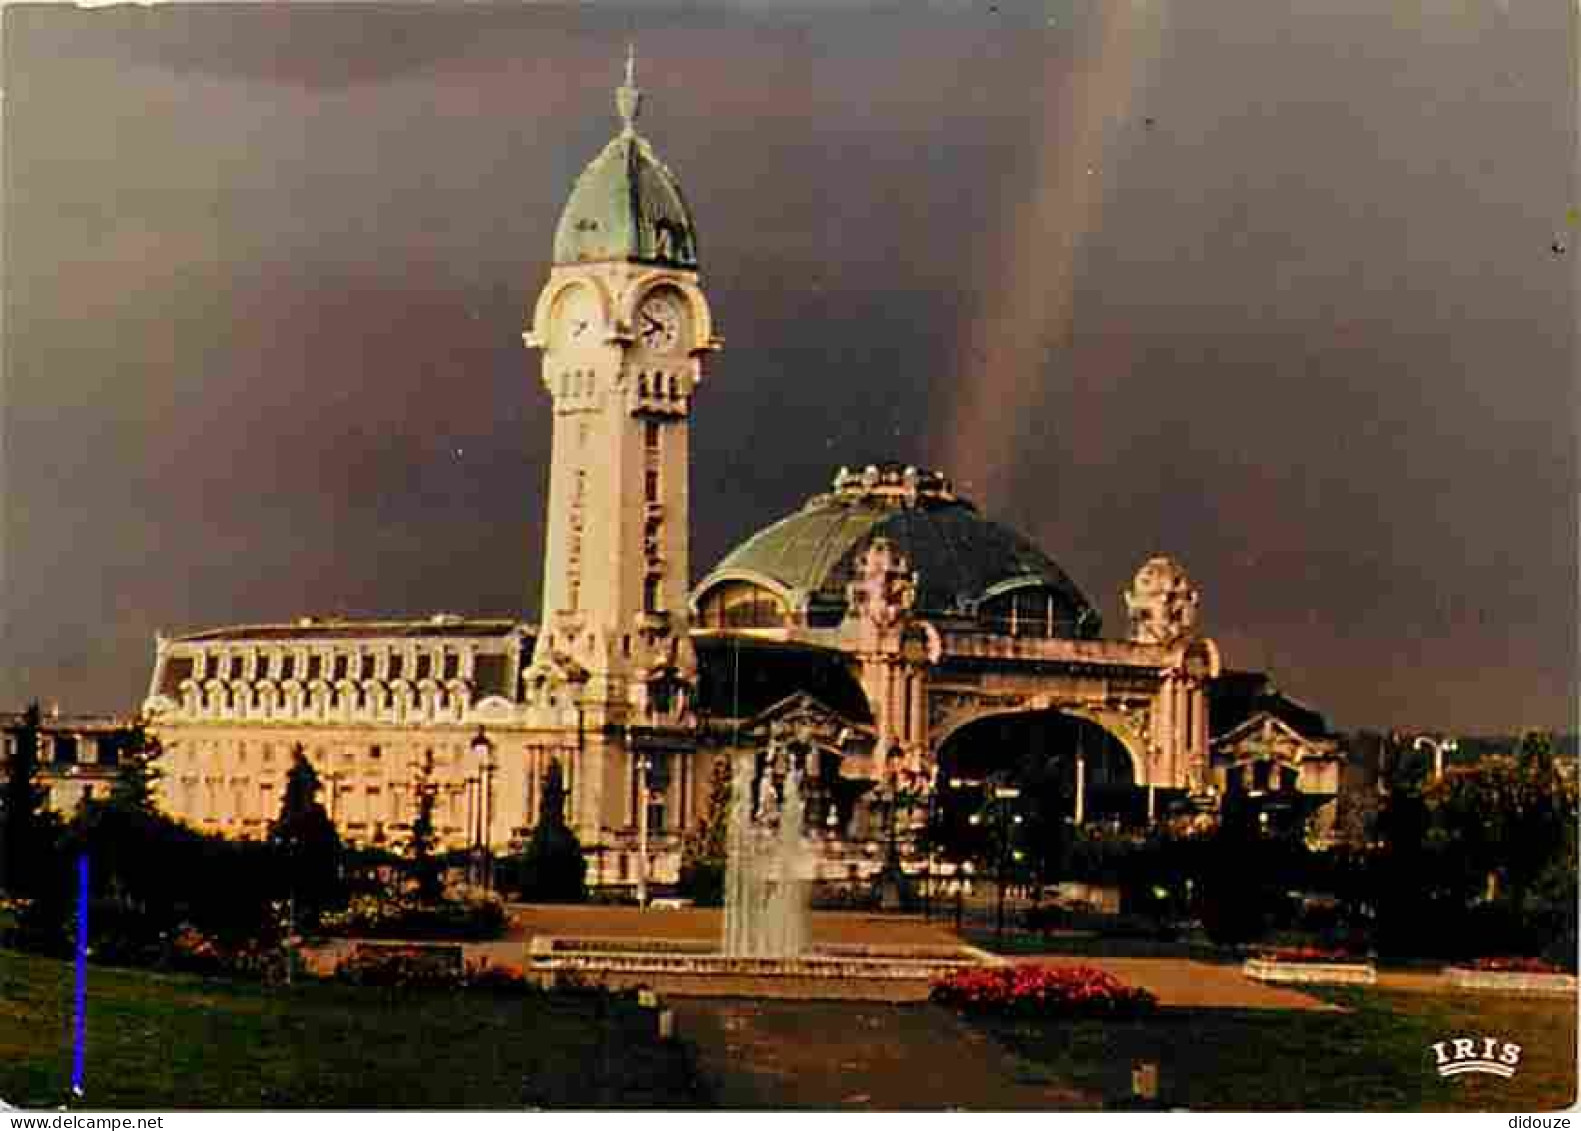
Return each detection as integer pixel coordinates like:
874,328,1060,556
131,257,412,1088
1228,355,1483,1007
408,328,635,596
524,50,719,746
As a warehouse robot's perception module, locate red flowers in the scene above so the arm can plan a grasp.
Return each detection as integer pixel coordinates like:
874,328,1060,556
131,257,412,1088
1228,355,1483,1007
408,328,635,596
930,964,1157,1018
1259,945,1355,963
1467,956,1563,974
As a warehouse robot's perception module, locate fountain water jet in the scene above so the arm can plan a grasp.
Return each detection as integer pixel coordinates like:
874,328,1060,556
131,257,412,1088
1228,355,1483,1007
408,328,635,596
527,740,999,999
722,742,810,957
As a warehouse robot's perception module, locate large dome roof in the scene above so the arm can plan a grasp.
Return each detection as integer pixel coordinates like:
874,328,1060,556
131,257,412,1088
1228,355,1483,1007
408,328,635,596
695,464,1101,636
552,62,697,268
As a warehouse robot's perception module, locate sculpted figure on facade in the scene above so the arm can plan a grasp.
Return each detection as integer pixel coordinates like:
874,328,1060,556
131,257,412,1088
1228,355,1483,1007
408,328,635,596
845,537,917,634
1124,555,1201,647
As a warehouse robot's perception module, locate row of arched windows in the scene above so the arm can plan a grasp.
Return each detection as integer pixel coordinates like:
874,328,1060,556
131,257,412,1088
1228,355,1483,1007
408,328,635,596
177,678,473,724
190,646,475,685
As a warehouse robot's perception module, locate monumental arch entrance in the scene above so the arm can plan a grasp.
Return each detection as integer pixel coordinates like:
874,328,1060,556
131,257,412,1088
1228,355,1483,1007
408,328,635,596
928,708,1139,889
935,707,1143,823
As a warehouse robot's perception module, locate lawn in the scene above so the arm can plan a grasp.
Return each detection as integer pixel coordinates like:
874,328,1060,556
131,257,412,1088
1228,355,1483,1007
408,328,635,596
959,985,1578,1111
0,948,703,1110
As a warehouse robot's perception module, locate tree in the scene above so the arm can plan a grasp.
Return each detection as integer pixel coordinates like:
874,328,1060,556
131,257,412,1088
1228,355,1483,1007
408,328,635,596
106,723,163,812
678,755,731,905
1,702,73,953
268,746,344,925
1419,730,1579,965
406,751,444,903
74,722,176,920
516,759,586,903
1194,797,1310,945
1,702,53,898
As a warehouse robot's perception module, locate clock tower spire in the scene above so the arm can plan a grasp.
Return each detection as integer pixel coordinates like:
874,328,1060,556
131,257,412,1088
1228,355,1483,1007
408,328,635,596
524,52,720,753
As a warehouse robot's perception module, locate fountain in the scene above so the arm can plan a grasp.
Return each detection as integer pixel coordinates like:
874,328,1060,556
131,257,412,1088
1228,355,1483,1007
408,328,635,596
722,745,810,958
526,741,999,1000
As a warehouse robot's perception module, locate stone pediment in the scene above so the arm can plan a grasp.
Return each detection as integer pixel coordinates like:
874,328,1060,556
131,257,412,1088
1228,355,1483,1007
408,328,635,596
742,691,875,756
1213,712,1339,766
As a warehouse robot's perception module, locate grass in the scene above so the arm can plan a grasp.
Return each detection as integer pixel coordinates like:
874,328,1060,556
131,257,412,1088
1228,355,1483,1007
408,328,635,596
0,948,703,1110
4,934,1572,1112
959,986,1578,1111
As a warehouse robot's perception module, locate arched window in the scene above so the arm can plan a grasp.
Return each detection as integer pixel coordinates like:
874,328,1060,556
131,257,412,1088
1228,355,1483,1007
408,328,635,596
978,587,1079,638
697,581,789,629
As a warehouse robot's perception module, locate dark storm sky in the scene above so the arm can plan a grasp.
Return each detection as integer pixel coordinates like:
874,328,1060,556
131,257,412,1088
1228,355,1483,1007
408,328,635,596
1,0,1575,733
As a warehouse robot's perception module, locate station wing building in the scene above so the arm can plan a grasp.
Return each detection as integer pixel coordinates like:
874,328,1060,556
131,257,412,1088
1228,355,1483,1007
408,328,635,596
142,62,1342,883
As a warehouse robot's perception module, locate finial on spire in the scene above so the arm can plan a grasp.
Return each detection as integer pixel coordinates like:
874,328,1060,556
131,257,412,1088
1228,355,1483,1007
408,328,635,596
616,42,642,134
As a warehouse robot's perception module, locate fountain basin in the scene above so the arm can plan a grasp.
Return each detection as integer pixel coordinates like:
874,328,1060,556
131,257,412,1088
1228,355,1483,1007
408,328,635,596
527,936,1003,1001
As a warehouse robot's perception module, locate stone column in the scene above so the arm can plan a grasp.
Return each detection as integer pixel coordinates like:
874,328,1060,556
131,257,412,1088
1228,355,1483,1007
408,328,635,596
1074,749,1086,827
1188,680,1201,778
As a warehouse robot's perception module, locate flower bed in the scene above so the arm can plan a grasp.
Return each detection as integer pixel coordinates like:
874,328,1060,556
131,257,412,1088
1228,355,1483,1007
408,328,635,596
318,892,506,941
930,964,1157,1018
1466,956,1565,973
333,942,466,988
1445,958,1577,995
1243,947,1376,986
1258,946,1355,963
167,926,290,982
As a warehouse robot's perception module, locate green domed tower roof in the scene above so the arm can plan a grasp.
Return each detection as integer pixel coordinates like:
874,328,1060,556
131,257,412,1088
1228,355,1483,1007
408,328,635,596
694,464,1102,636
552,49,698,268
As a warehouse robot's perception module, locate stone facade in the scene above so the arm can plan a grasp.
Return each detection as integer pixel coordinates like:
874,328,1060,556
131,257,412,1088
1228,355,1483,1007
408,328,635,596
138,58,1342,884
0,711,137,814
141,617,708,868
1210,711,1344,840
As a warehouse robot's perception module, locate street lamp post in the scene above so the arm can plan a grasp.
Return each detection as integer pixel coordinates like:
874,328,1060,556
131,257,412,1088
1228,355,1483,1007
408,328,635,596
875,762,920,912
635,751,652,908
1413,734,1457,782
464,774,480,881
470,728,496,891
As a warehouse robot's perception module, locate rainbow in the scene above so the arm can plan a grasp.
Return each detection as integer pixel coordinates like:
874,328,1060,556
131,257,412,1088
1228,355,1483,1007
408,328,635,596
938,1,1170,508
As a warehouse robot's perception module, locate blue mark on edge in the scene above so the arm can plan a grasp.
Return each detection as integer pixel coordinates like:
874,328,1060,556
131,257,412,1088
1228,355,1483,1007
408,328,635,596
72,853,87,1099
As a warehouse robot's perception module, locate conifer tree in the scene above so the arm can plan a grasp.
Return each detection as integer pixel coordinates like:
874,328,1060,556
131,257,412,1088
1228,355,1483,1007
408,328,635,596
268,745,344,924
678,755,732,905
517,759,586,903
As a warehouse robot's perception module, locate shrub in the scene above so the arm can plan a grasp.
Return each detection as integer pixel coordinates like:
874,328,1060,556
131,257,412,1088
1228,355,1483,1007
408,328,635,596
930,964,1157,1018
333,949,540,993
1021,903,1071,935
332,944,464,989
166,925,288,982
463,959,531,994
318,891,506,941
676,859,724,907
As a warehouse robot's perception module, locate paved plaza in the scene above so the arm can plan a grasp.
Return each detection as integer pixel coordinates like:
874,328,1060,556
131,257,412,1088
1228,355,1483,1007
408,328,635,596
306,904,1342,1014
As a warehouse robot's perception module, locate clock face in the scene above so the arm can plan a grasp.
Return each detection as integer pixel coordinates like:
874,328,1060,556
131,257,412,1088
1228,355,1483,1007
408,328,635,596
636,292,684,353
552,287,599,349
